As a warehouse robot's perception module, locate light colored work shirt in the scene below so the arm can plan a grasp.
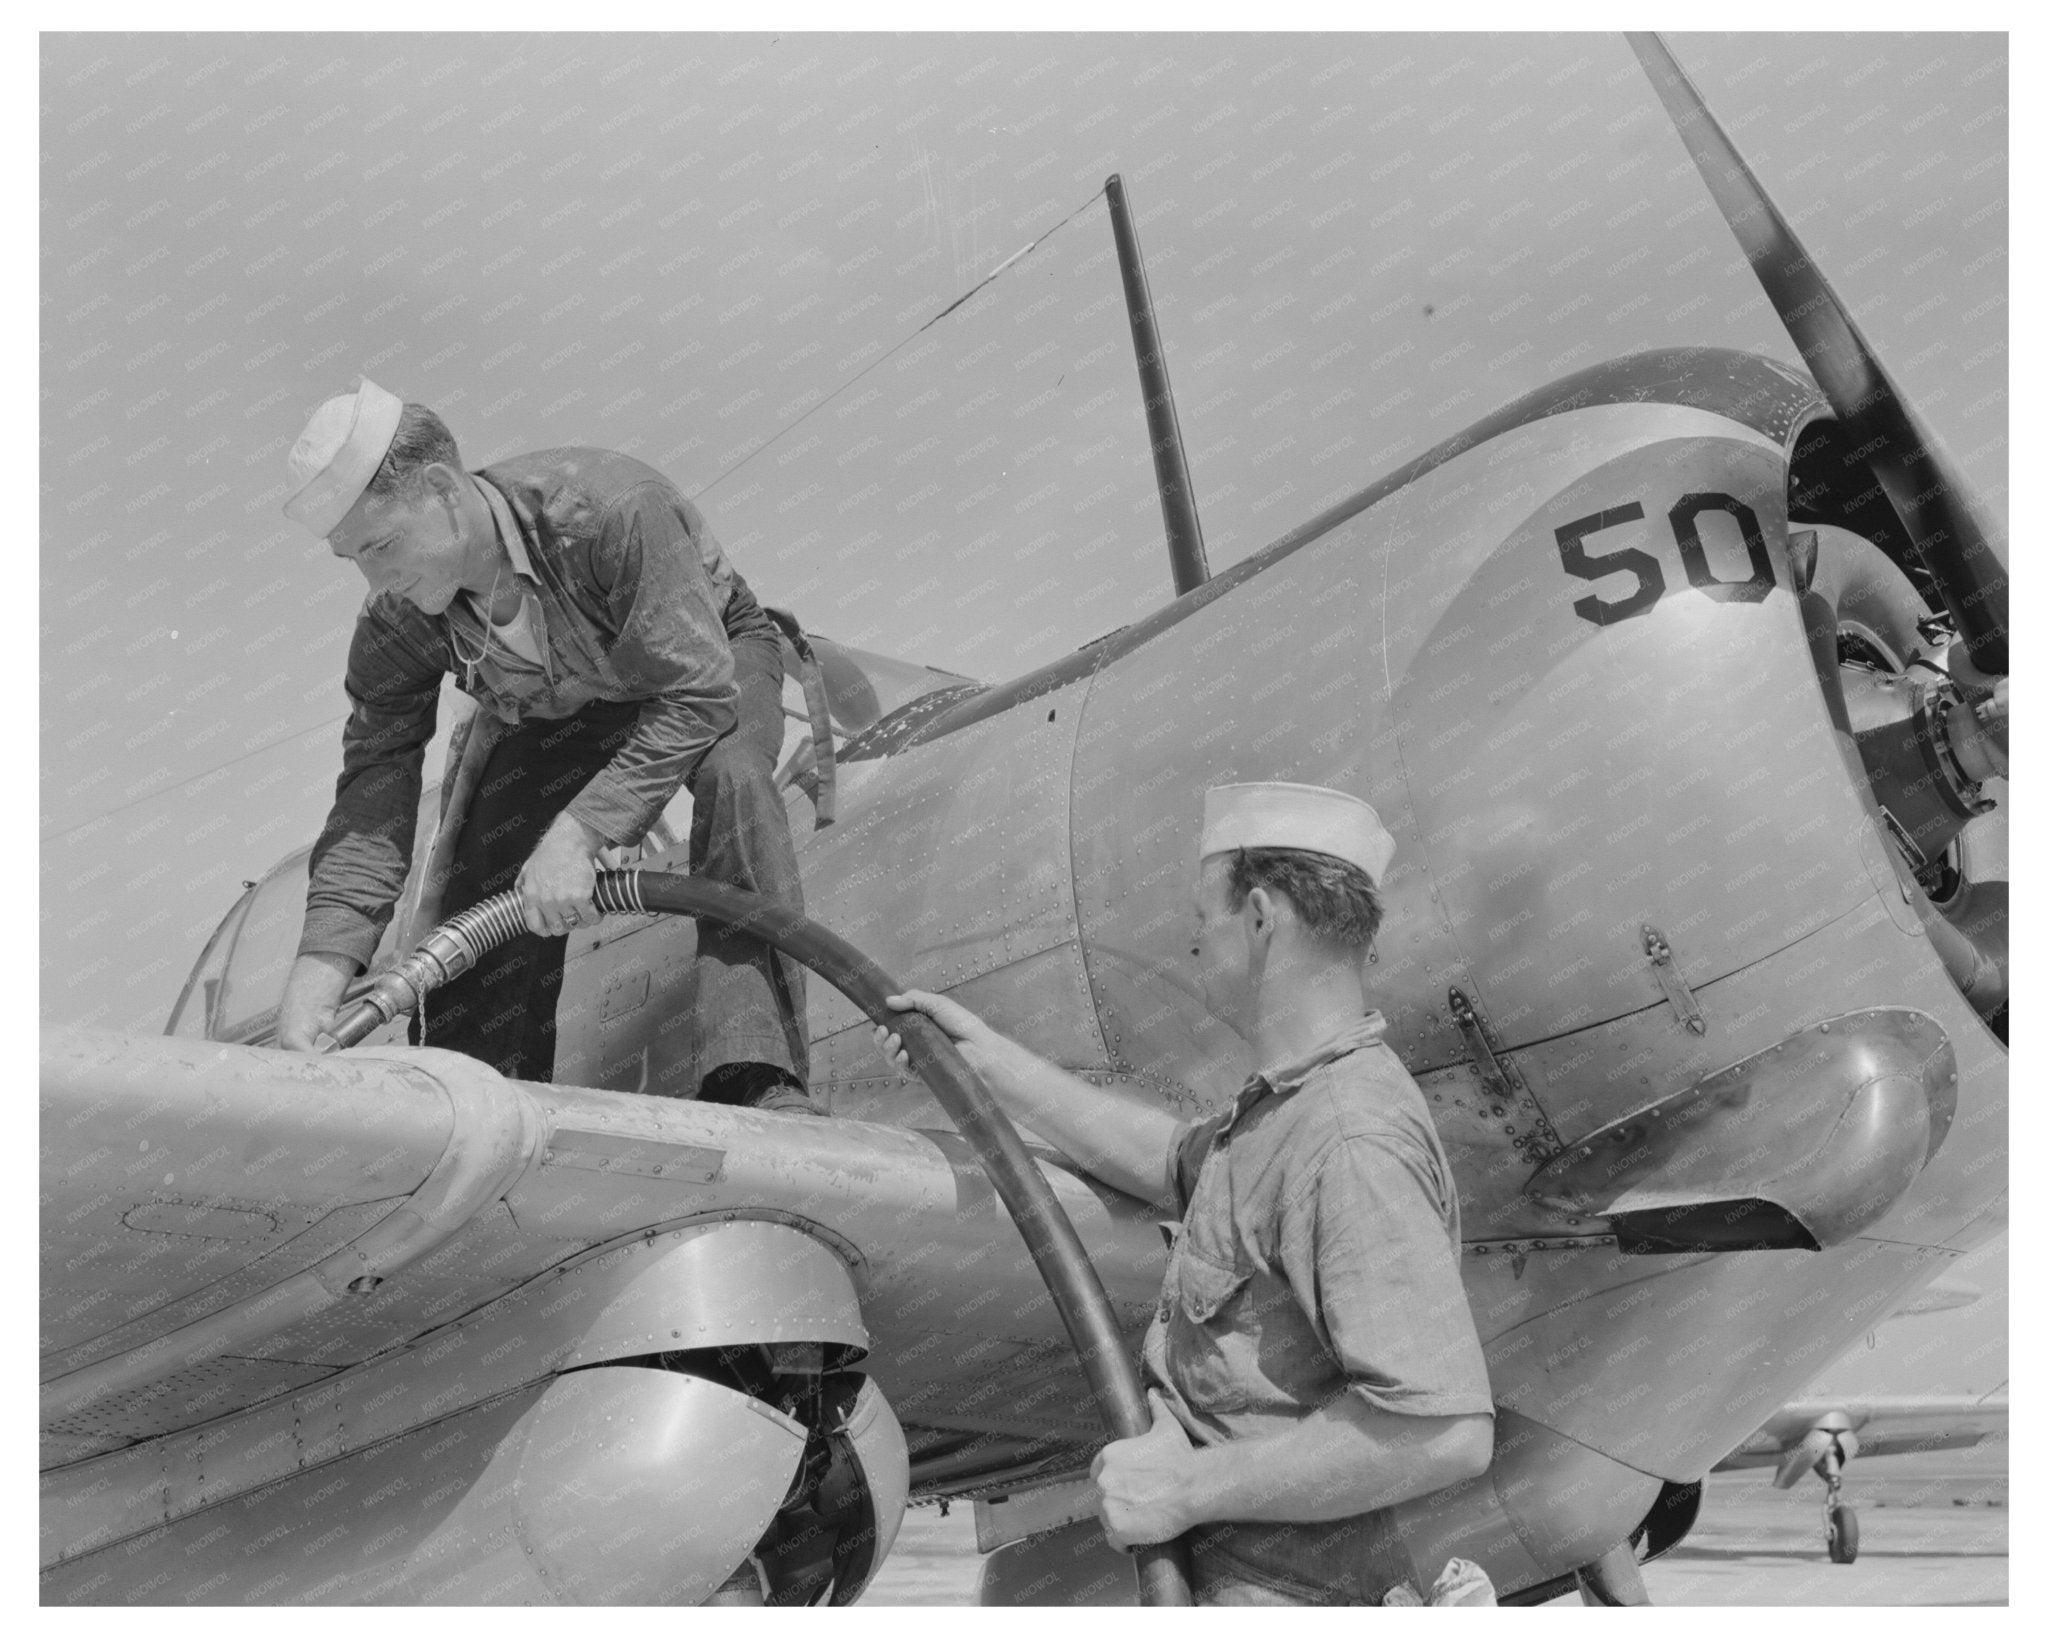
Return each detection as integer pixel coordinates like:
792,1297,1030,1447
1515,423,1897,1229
478,588,542,666
1144,1011,1495,1605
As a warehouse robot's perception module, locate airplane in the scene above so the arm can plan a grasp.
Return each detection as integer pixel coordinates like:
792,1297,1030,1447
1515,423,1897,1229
40,34,2006,1607
1698,1271,2004,1568
1551,1273,2008,1583
1715,1385,2008,1567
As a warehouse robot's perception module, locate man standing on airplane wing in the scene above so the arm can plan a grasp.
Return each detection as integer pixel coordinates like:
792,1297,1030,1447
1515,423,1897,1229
877,783,1495,1604
275,378,812,1112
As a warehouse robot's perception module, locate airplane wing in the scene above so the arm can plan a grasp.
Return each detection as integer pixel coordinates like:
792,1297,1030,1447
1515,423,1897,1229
40,1028,1167,1600
1715,1395,2009,1474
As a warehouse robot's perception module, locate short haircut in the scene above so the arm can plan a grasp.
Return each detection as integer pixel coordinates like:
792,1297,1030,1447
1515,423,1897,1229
1224,846,1383,951
364,402,463,502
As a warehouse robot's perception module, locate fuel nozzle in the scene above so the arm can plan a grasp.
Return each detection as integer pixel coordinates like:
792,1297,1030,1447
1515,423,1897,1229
321,891,529,1050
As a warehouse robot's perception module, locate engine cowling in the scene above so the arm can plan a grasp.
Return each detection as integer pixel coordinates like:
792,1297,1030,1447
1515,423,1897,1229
1799,522,2009,1032
1773,1411,1860,1491
39,1216,908,1606
512,1364,809,1603
541,1217,910,1606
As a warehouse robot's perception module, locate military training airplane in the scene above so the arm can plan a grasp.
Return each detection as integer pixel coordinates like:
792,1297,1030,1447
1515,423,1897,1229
41,35,2006,1606
1717,1386,2008,1567
1617,1273,2005,1573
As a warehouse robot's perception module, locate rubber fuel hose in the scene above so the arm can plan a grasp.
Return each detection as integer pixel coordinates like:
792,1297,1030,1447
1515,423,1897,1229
325,868,1196,1606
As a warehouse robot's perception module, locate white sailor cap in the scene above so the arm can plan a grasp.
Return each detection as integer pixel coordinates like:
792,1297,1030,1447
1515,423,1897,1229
283,377,404,538
1200,782,1395,884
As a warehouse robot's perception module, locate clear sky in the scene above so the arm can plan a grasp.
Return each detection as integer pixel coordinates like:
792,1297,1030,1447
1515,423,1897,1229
39,29,2007,1393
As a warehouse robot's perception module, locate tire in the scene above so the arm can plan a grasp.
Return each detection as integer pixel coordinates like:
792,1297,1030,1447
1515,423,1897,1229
1827,1503,1860,1565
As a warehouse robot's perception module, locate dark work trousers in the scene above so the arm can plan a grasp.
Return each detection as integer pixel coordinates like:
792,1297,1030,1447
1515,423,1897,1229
418,632,809,1093
677,632,810,1097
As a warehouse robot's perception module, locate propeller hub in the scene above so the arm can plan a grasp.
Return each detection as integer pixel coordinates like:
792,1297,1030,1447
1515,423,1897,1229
1838,664,1996,876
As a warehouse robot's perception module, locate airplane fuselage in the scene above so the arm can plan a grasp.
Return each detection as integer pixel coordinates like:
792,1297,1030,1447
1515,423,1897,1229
564,344,2007,1513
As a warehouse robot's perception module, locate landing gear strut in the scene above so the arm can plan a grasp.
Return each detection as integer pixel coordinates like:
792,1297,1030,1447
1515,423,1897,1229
1819,1452,1860,1565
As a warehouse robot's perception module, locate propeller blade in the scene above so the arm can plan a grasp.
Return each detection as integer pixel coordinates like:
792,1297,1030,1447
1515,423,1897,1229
1627,32,2008,681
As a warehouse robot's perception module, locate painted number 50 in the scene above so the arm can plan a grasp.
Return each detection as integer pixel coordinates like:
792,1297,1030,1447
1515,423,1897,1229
1555,493,1775,627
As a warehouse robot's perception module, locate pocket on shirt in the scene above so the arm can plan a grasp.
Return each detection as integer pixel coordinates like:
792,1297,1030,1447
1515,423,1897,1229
1164,1249,1253,1415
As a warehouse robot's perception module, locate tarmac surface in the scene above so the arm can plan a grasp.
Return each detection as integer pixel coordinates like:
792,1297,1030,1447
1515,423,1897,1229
861,1444,2008,1606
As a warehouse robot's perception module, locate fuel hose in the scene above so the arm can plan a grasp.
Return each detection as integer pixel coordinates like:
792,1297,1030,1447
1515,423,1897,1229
325,868,1195,1607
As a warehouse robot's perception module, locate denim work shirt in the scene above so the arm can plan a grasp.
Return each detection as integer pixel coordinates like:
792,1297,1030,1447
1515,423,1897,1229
1142,1013,1495,1605
299,448,778,970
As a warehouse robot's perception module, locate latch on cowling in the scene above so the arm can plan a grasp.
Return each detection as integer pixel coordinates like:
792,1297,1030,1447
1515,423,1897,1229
1643,924,1706,1035
1445,987,1563,1164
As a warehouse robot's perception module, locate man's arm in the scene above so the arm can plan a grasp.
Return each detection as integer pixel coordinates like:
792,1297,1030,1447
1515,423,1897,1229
514,481,740,936
282,608,445,1051
278,951,357,1053
876,991,1183,1207
1100,1120,1497,1546
561,480,738,849
1093,1390,1492,1548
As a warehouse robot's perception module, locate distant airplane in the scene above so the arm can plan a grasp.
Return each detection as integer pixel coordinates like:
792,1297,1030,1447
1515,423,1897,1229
1709,1278,2006,1566
1715,1393,2008,1567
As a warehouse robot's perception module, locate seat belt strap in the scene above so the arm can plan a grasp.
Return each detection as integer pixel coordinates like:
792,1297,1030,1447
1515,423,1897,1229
763,606,837,829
